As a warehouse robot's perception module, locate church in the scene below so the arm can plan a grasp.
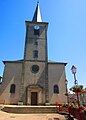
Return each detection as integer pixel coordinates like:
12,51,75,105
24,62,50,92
0,3,67,105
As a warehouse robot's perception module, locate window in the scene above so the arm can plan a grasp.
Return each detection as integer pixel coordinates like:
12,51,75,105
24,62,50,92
10,84,16,93
34,41,38,46
33,50,38,58
0,76,2,85
34,25,40,35
31,65,39,74
54,85,59,94
34,29,39,35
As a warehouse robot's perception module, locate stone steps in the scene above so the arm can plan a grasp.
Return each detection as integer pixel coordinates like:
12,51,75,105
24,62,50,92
2,106,57,114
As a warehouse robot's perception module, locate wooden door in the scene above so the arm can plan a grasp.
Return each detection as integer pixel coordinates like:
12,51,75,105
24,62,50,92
31,92,38,105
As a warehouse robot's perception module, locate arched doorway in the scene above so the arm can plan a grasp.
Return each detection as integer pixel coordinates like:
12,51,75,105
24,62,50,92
26,85,43,105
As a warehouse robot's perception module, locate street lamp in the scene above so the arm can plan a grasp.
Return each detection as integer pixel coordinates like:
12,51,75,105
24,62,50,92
71,65,78,85
65,79,70,112
71,65,79,106
65,80,69,103
65,79,68,93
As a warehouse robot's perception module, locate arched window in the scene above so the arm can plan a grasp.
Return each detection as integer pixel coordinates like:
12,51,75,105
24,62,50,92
33,50,38,58
10,84,16,93
54,85,59,94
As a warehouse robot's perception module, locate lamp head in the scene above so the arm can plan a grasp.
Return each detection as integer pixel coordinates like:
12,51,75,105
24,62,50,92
71,65,77,74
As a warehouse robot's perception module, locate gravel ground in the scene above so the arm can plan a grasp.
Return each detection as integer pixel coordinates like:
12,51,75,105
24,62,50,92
0,111,66,120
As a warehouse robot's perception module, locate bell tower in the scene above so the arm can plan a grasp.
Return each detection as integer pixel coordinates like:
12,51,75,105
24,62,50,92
20,2,49,104
24,2,48,61
24,21,48,61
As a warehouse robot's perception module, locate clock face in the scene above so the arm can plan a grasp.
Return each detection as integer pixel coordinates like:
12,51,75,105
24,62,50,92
34,25,40,30
31,65,39,74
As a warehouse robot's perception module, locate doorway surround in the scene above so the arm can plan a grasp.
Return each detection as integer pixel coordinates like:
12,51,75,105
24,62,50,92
26,84,43,105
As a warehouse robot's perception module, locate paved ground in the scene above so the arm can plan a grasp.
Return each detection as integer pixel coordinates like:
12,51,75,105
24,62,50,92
0,111,66,120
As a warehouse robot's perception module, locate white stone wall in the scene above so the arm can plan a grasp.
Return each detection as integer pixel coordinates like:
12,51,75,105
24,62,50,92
0,62,67,105
23,61,46,103
48,63,66,104
0,62,22,104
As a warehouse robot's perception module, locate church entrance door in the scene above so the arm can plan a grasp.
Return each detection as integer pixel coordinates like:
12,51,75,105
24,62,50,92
31,92,38,105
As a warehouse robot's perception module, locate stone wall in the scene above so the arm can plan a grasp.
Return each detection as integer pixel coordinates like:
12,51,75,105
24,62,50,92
0,62,22,104
48,63,66,104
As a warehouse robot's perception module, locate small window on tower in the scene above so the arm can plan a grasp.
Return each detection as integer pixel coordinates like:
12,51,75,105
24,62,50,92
33,50,38,58
34,25,40,35
10,84,16,93
34,41,38,46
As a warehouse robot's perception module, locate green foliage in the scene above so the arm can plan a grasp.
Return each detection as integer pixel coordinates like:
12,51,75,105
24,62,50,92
70,85,83,92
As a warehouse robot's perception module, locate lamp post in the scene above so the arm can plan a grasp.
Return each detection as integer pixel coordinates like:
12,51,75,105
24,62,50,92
65,79,70,113
71,65,78,85
65,80,69,104
71,65,79,106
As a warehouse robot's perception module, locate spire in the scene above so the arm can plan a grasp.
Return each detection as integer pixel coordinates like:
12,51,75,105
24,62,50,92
32,2,42,22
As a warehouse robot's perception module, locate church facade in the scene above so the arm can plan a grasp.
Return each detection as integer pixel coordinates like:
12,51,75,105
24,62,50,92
0,3,67,105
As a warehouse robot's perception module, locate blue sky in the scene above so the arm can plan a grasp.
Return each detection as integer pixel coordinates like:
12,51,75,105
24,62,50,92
0,0,86,89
